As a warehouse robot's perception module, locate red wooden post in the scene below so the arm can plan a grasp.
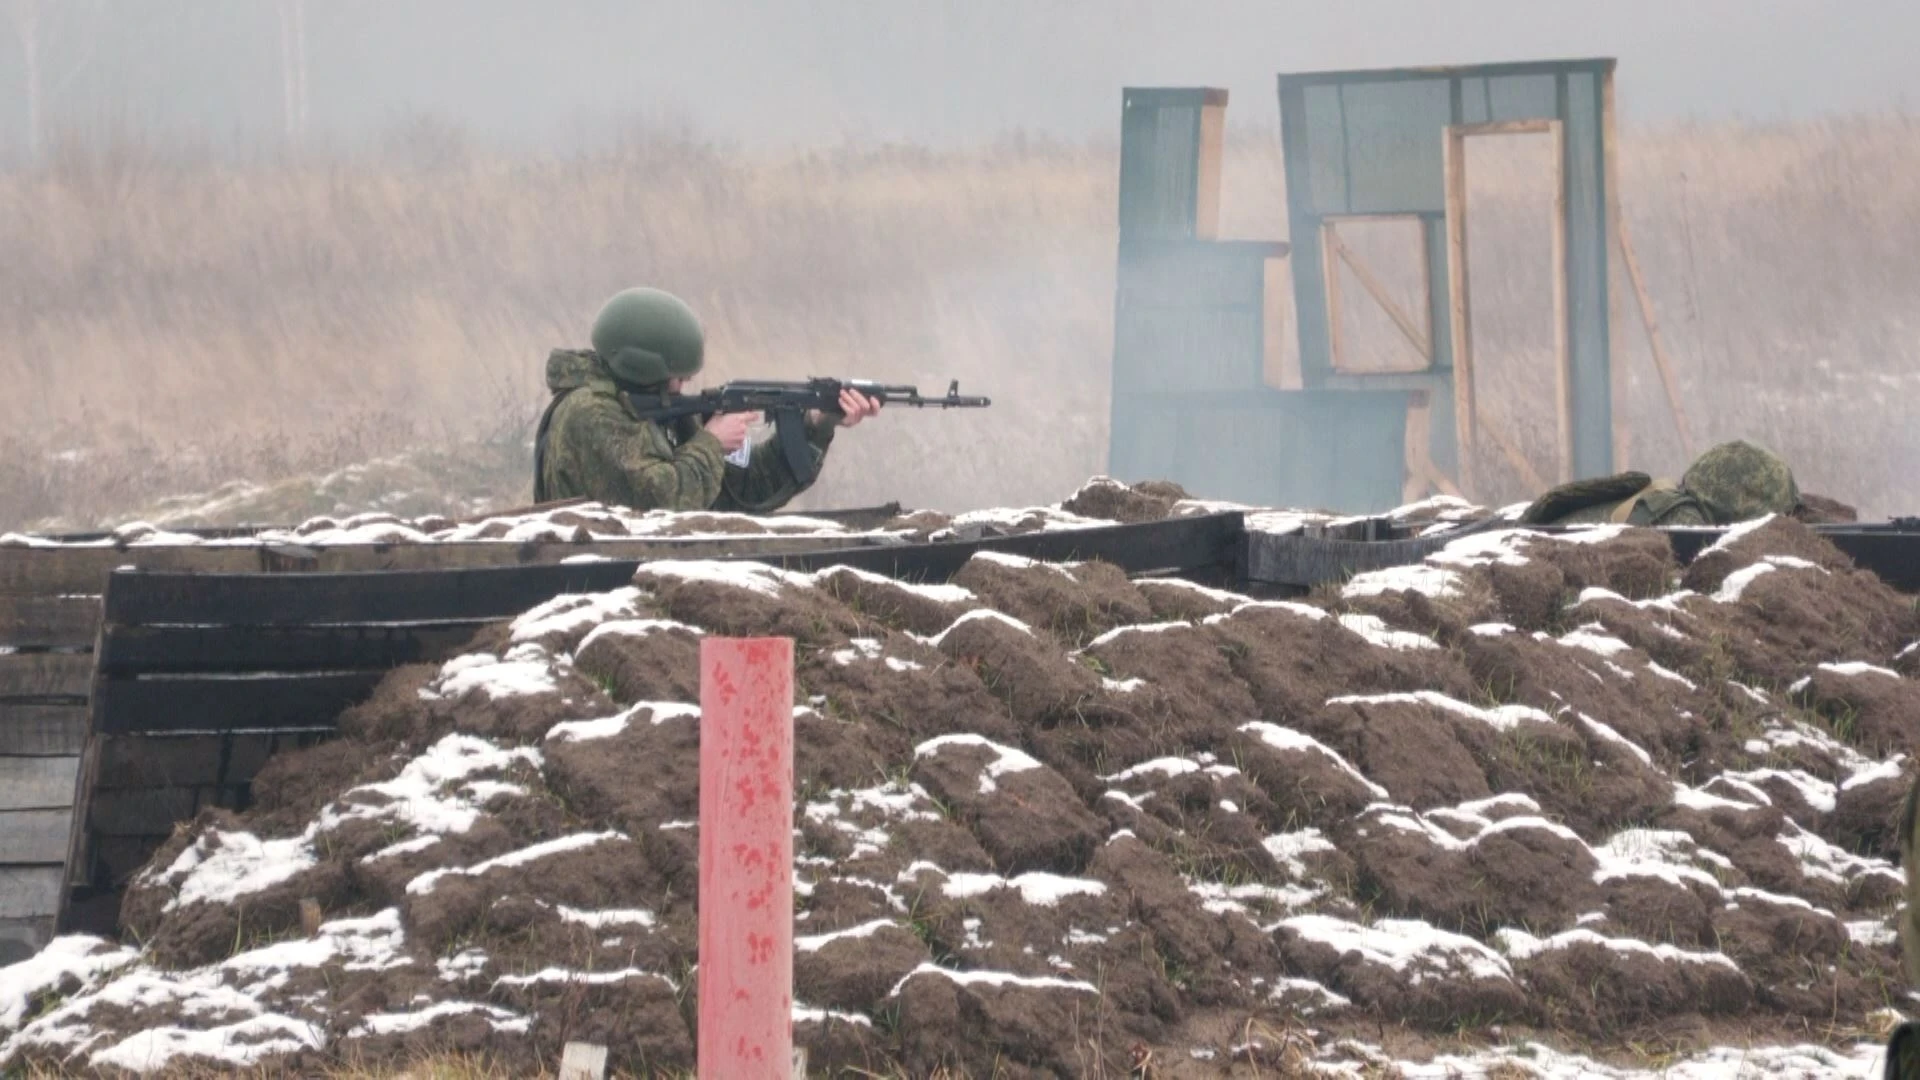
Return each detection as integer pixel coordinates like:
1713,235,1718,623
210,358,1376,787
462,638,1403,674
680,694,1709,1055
698,637,795,1078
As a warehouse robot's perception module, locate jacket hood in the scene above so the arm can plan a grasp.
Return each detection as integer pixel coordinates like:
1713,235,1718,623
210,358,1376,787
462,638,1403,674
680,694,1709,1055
545,348,606,393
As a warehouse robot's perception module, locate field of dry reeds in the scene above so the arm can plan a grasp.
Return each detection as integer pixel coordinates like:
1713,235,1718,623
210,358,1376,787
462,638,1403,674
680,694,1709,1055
3,113,1916,531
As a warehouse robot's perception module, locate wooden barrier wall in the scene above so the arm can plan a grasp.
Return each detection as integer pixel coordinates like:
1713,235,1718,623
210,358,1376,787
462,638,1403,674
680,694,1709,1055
0,524,909,957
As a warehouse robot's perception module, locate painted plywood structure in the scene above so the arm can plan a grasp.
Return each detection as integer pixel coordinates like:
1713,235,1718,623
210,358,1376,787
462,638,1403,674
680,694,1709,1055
1109,60,1620,510
1108,88,1411,513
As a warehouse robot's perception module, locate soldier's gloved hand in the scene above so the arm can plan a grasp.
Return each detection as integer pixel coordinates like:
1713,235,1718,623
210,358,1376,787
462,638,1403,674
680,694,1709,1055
809,388,883,429
703,411,755,453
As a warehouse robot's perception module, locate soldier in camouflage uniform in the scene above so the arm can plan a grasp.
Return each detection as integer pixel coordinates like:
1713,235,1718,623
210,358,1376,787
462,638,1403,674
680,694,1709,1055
1519,439,1803,527
535,288,880,513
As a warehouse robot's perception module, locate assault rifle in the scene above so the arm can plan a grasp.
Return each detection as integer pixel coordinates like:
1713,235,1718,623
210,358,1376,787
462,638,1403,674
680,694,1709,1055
623,377,991,485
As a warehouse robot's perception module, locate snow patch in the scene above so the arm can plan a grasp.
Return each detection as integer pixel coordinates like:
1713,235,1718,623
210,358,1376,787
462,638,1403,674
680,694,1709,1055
1342,564,1461,600
1240,722,1389,799
1278,914,1512,984
914,735,1042,795
1337,613,1436,651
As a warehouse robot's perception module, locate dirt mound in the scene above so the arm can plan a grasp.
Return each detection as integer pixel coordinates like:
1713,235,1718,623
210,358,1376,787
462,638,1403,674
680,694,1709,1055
4,513,1915,1076
1058,476,1186,524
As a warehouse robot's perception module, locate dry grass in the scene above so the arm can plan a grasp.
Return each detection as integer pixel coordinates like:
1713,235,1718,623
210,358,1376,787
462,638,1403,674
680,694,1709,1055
3,113,1917,531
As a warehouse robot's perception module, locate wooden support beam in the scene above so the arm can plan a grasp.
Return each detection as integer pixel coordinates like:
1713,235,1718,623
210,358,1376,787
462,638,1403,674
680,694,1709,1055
1549,119,1574,484
1443,127,1477,497
1617,217,1697,461
1602,69,1631,471
1325,225,1434,362
1481,417,1551,493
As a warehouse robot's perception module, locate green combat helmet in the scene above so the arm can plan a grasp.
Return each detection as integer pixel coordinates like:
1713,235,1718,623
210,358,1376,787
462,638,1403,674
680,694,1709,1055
1680,440,1801,524
590,287,705,389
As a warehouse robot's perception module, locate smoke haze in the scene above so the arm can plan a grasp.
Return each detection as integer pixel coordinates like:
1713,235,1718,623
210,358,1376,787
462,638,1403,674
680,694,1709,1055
6,1,1919,154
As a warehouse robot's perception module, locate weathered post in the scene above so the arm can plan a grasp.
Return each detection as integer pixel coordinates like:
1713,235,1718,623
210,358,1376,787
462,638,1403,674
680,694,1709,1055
697,637,795,1078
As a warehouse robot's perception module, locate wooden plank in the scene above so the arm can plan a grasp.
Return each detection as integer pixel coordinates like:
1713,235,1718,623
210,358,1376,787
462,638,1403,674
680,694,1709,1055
1483,417,1550,493
97,735,228,790
1322,219,1348,372
1194,98,1226,240
98,620,489,676
0,866,65,918
94,733,289,790
0,860,64,910
0,534,890,597
0,594,102,649
0,703,87,755
1617,217,1696,461
104,561,639,628
1452,119,1555,136
89,787,199,837
1327,225,1433,361
103,514,1248,632
732,512,1247,584
1601,69,1630,471
0,915,55,966
0,755,79,810
0,545,265,597
95,835,173,883
295,533,885,574
1246,519,1498,589
0,809,74,862
1443,126,1476,497
94,671,386,735
0,651,93,701
1549,118,1574,483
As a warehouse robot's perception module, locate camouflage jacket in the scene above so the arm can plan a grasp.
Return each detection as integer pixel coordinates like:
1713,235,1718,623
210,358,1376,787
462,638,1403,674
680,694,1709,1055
1519,472,1711,527
534,349,835,513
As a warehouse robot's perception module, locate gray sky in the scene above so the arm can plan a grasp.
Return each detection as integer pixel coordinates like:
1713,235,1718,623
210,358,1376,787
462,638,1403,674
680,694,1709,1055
5,0,1916,155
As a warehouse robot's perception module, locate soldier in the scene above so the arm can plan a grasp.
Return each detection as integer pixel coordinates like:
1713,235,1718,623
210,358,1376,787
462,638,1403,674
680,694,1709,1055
1518,439,1803,527
534,287,881,513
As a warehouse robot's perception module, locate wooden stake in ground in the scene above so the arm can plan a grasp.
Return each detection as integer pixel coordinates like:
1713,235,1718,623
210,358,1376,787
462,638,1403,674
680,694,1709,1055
698,637,795,1079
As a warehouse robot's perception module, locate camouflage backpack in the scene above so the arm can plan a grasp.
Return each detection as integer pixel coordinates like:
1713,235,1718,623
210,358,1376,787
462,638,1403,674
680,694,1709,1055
1518,472,1709,527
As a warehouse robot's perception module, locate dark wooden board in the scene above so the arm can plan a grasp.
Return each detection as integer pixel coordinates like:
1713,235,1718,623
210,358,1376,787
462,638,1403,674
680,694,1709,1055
0,594,102,649
1675,526,1920,594
94,671,387,735
93,835,174,884
0,703,88,755
88,787,200,837
1244,524,1498,590
97,732,313,791
0,809,75,862
104,561,641,628
1247,520,1920,593
5,533,893,597
0,755,80,810
0,865,64,918
99,514,1246,629
0,545,266,597
725,511,1248,583
0,651,94,701
95,735,226,789
98,620,490,676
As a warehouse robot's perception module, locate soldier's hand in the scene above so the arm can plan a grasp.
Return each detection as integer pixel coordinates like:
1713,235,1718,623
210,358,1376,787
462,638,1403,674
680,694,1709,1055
703,411,755,453
811,388,883,429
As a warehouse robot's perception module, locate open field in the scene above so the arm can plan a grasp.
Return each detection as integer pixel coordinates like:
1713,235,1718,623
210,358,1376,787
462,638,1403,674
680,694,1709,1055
3,113,1918,530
